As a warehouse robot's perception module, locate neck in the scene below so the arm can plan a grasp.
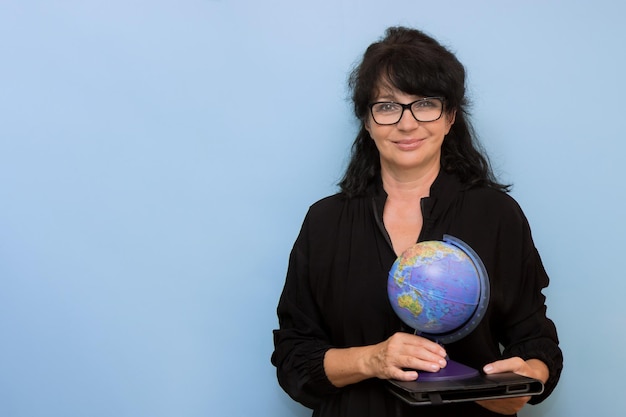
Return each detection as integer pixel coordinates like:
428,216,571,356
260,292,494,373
381,163,440,201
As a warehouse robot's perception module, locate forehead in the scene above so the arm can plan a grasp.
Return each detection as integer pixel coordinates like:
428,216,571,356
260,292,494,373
373,82,423,102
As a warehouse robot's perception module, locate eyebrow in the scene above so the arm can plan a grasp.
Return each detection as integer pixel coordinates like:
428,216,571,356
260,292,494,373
373,95,427,102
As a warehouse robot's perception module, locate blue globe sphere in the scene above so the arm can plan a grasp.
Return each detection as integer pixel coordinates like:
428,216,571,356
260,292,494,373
388,235,489,344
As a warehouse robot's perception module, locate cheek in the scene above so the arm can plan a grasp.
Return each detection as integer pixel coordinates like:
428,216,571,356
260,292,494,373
366,125,389,144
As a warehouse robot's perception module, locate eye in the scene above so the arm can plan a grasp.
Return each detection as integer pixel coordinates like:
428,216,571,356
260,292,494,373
373,102,401,113
413,98,439,109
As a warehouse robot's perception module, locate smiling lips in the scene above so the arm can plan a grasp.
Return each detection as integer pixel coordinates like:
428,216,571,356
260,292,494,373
393,138,425,150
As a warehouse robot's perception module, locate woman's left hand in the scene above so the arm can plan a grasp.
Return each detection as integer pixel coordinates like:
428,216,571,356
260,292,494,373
475,357,549,415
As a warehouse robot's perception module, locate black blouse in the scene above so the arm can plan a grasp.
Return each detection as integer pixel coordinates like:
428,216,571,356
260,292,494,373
272,172,563,417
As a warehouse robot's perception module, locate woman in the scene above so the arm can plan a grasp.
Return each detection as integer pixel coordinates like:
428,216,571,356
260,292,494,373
271,26,562,416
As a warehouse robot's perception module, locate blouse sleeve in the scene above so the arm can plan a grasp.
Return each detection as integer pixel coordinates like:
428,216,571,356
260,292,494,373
271,212,340,408
494,200,564,404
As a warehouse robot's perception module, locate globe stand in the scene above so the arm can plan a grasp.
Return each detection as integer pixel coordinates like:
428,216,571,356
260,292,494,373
414,359,479,381
413,332,479,381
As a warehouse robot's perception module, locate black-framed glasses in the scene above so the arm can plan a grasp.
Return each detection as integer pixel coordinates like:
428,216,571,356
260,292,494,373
368,97,445,125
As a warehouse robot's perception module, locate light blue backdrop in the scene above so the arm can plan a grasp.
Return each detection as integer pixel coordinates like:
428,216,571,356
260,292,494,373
1,1,624,416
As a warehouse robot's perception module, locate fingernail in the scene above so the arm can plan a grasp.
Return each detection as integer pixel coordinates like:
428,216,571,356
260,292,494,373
483,365,493,373
439,359,447,367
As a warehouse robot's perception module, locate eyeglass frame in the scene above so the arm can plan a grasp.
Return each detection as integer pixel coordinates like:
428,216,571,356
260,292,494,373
367,97,446,125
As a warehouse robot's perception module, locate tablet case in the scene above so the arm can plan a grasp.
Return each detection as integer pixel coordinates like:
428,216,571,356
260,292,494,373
387,372,544,406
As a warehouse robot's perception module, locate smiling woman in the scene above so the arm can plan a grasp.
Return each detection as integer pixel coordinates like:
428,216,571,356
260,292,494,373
271,26,563,417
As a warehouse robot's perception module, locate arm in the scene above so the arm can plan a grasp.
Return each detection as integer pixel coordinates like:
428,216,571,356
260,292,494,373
497,245,563,403
481,200,563,412
271,239,337,408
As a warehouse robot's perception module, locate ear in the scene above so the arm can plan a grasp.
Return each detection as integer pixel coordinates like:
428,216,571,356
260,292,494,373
445,110,457,134
364,117,371,135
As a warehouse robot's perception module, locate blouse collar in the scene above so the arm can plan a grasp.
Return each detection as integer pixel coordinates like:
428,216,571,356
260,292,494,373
368,170,464,240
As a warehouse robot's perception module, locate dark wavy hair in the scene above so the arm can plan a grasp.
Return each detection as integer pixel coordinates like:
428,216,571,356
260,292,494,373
339,26,510,197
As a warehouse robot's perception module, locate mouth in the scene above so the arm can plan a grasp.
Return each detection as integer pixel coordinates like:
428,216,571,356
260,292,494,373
392,138,425,149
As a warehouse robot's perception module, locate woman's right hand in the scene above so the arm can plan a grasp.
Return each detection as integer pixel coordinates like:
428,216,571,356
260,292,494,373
324,332,448,387
366,332,448,381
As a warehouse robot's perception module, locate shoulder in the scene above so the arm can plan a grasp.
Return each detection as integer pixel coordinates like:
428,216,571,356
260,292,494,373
457,186,538,256
296,191,372,245
304,191,369,223
449,186,535,249
304,193,346,222
309,192,347,211
294,193,347,241
434,172,524,224
464,185,517,204
462,186,526,223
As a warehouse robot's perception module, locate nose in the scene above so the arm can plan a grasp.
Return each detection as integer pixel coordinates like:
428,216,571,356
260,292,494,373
396,107,419,129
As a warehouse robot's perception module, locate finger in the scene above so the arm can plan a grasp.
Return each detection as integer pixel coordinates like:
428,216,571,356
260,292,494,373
483,357,527,375
410,335,447,356
385,354,445,381
389,368,419,382
401,354,447,373
399,333,447,358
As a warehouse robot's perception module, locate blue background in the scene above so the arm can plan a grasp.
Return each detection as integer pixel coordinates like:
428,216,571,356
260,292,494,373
1,1,625,416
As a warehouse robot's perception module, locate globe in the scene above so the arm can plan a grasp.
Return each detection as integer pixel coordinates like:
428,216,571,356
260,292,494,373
387,235,489,345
